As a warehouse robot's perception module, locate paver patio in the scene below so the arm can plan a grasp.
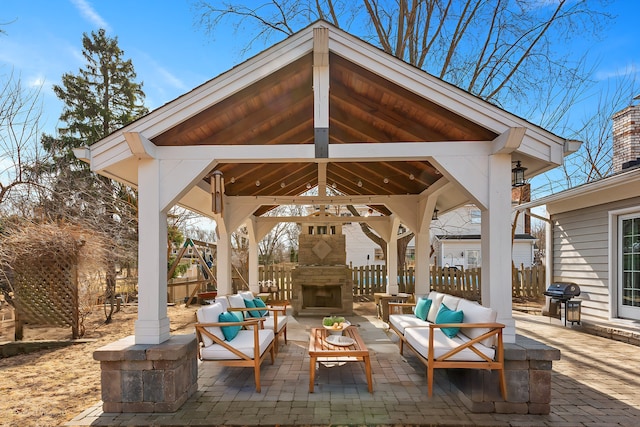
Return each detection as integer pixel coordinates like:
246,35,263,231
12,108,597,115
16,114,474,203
67,308,640,426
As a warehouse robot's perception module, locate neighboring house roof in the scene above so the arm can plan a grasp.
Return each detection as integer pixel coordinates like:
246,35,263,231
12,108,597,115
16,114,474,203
518,165,640,215
435,234,535,241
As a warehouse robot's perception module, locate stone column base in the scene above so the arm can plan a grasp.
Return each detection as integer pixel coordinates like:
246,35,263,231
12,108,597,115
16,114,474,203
93,334,198,413
447,334,560,414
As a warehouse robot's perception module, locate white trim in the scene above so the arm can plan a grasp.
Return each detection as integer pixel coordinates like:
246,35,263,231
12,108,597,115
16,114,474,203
610,206,640,320
519,168,640,213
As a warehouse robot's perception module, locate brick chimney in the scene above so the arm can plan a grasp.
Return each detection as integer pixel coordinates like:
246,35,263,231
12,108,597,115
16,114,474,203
612,103,640,173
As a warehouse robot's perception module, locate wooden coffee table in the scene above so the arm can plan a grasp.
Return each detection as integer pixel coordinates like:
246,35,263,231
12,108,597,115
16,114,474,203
308,326,373,393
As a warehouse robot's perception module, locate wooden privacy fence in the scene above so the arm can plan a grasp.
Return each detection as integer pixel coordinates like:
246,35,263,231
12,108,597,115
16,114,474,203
255,263,546,300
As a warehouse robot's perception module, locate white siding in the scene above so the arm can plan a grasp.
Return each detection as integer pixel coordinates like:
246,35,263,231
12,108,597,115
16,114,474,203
512,242,534,267
343,221,384,267
552,196,640,322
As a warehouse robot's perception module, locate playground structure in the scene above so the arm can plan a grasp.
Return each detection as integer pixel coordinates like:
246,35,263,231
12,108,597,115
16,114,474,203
167,238,218,306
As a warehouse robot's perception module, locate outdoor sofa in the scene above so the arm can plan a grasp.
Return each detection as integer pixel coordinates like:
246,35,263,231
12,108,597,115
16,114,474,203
388,291,506,398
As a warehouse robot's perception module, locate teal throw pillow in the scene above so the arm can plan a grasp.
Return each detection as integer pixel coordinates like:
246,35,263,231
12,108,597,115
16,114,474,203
414,297,432,321
435,303,464,338
231,310,244,322
218,311,241,341
243,298,259,317
253,298,268,317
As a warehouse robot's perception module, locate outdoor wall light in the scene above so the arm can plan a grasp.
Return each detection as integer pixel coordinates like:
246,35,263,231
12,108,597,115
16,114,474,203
512,161,527,187
432,208,439,220
211,171,224,214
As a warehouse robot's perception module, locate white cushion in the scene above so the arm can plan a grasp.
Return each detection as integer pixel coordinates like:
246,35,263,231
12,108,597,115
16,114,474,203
458,299,498,347
404,326,495,362
239,291,254,301
215,296,229,311
196,303,225,347
200,329,275,360
441,293,461,311
263,314,288,334
426,292,444,323
389,313,428,335
227,294,246,309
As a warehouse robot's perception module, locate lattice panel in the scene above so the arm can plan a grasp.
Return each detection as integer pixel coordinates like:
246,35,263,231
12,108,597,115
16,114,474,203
13,250,79,330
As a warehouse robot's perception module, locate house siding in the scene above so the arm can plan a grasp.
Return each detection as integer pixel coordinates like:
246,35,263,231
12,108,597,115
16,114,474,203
552,196,640,321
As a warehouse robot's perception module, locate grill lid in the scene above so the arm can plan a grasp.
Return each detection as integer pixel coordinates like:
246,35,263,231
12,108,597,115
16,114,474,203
544,282,580,299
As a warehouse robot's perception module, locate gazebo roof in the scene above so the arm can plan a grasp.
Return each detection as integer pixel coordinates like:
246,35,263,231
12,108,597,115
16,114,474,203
78,20,576,220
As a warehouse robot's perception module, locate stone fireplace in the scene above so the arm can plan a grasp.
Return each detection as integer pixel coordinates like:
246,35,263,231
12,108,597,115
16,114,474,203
291,218,353,316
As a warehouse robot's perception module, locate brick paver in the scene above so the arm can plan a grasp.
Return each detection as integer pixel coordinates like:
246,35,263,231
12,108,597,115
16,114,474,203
66,310,640,426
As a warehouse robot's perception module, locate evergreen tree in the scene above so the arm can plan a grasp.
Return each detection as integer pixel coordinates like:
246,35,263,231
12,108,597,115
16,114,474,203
41,29,148,323
43,28,148,164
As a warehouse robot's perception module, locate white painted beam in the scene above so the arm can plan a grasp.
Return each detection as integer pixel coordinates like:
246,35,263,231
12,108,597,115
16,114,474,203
491,127,525,154
124,132,156,159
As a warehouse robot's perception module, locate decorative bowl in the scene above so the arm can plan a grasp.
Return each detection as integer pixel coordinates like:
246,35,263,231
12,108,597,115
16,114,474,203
322,316,350,335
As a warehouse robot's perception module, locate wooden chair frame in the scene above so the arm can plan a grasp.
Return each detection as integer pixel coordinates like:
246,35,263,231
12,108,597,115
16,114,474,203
227,300,290,354
194,317,275,392
403,322,506,399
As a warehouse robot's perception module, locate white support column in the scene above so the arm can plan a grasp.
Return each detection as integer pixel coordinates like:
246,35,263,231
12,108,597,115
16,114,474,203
245,219,260,294
481,154,515,343
545,212,553,286
216,229,233,295
135,158,170,344
386,216,400,295
414,231,431,296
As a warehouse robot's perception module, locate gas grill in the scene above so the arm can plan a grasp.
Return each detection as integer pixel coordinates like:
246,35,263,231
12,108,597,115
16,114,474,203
543,282,581,326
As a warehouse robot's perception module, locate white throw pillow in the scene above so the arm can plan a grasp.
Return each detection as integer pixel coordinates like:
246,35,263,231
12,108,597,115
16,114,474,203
426,292,444,323
458,299,498,347
196,303,225,347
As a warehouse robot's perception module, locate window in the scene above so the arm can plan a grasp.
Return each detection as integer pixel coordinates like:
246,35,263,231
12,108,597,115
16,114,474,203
466,250,480,268
621,216,640,308
470,209,481,224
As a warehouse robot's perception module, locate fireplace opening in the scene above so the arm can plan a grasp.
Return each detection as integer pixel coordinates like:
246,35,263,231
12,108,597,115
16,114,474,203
302,285,342,309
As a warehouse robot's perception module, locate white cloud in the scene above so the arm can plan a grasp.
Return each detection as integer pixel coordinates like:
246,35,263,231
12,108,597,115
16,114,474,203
27,75,46,88
596,64,639,81
70,0,111,31
156,66,189,92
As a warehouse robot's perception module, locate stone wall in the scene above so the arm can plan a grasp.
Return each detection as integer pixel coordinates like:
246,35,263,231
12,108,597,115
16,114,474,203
298,234,346,265
93,334,198,413
447,334,560,414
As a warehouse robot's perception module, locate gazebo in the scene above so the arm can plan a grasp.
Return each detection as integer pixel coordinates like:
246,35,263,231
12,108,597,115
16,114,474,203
76,21,577,412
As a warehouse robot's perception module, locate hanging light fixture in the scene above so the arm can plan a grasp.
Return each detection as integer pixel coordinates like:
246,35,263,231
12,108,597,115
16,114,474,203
432,207,439,221
512,161,527,187
211,171,224,214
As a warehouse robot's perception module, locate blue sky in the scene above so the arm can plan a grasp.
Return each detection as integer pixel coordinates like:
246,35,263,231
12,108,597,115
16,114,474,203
2,0,639,140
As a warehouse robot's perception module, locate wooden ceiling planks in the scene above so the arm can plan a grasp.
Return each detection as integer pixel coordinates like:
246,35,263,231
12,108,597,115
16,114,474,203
150,48,498,217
